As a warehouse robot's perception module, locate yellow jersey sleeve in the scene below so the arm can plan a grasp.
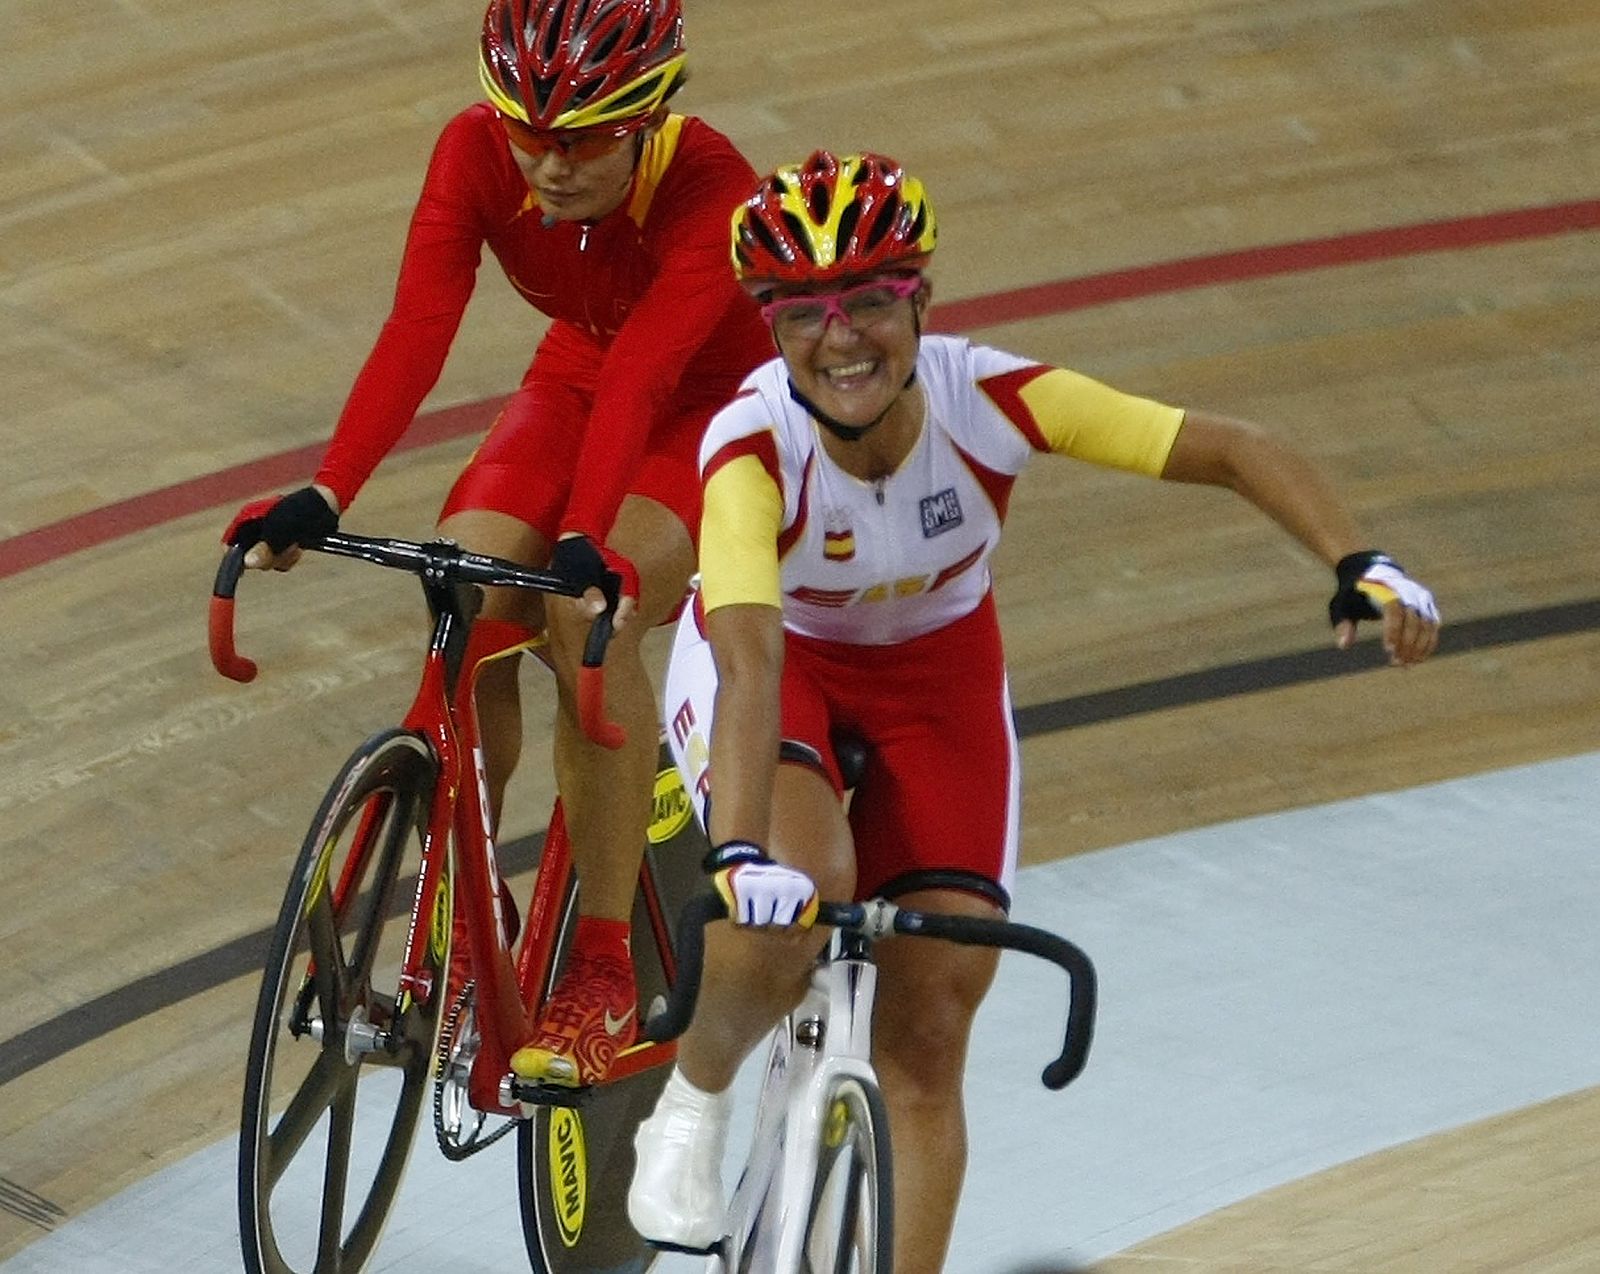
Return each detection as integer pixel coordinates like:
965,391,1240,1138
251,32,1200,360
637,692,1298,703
978,364,1185,476
699,450,785,612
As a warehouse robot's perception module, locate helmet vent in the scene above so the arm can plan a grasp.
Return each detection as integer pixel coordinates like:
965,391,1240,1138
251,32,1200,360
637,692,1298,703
779,211,816,264
836,201,862,256
871,197,904,250
744,217,795,266
540,0,573,62
587,26,624,67
531,73,560,113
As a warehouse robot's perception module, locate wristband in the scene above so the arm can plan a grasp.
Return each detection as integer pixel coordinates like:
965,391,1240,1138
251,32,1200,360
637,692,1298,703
1333,550,1400,590
702,840,768,873
1330,549,1400,626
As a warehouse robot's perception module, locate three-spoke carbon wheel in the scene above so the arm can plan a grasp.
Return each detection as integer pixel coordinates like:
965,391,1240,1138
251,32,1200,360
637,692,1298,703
799,1076,893,1274
239,730,444,1274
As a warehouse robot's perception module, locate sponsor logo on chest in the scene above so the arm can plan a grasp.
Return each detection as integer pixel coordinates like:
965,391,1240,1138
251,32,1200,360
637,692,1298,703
919,488,963,538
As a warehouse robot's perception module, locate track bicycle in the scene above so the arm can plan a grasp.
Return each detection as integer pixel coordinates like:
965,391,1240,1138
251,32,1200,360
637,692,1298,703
211,530,708,1274
642,890,1098,1273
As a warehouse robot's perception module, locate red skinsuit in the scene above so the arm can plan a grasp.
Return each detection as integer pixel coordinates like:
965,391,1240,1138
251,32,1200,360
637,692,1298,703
314,104,771,542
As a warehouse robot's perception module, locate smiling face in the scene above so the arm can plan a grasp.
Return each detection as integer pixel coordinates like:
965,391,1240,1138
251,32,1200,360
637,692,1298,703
500,115,652,222
767,275,930,430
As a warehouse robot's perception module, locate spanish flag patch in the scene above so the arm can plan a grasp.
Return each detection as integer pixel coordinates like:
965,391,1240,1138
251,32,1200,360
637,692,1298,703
823,528,855,561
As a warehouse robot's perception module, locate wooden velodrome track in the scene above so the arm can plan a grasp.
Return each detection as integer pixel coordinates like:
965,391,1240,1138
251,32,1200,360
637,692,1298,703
2,0,1597,1267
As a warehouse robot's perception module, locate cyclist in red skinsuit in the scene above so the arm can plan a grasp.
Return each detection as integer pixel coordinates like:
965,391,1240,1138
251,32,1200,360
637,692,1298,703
222,0,770,1088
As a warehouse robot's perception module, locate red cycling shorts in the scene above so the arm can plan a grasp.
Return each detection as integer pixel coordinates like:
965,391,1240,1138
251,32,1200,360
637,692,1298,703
438,322,722,544
664,592,1020,909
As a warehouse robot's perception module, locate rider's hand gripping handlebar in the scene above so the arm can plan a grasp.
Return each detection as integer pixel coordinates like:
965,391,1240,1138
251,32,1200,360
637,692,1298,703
645,891,1098,1091
208,532,629,749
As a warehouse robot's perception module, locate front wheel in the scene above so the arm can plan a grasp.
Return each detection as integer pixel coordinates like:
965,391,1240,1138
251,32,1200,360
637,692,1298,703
238,729,445,1274
799,1076,893,1274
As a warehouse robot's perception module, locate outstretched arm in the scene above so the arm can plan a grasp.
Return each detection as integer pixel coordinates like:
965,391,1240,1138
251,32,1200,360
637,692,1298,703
1160,410,1439,664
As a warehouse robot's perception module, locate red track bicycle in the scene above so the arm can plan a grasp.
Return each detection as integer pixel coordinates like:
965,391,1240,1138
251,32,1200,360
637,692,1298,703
211,531,706,1274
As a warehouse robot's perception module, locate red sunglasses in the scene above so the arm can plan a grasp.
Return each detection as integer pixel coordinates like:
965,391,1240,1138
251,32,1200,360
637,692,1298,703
497,110,656,162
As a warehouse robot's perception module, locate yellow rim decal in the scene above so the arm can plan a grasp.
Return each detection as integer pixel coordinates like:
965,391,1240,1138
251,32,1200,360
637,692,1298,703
647,765,693,844
824,1098,849,1148
305,835,336,915
548,1108,587,1247
430,871,452,965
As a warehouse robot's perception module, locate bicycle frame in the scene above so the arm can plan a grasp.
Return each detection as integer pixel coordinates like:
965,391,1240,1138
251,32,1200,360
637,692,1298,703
646,893,1097,1270
722,935,883,1272
438,634,681,1112
212,532,681,1117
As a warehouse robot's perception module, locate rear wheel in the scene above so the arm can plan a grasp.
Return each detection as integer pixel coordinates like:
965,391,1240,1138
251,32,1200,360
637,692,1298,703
515,837,668,1274
799,1076,893,1274
238,730,444,1274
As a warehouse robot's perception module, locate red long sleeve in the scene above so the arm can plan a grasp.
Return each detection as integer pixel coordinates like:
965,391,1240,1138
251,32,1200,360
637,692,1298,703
312,105,769,528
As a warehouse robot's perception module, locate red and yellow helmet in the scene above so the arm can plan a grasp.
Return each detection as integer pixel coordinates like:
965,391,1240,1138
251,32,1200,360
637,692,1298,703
479,0,686,129
731,151,937,293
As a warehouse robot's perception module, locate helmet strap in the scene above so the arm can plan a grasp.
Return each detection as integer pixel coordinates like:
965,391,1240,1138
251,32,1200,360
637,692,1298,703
786,369,918,444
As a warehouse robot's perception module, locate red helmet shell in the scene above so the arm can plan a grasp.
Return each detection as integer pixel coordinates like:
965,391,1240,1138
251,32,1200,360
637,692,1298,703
731,151,938,292
480,0,685,129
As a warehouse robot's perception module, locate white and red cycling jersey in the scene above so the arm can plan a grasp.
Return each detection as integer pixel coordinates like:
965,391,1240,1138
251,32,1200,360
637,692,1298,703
666,334,1186,905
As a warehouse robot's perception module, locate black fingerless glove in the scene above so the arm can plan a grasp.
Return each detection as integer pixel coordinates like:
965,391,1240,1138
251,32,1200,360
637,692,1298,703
550,533,619,604
257,487,339,554
1328,549,1399,626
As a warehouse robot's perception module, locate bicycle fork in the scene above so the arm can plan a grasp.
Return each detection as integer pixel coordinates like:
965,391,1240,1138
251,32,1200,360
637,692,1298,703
731,948,881,1273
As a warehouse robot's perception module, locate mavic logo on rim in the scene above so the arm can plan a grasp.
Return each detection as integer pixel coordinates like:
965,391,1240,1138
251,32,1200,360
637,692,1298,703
647,766,692,844
548,1108,587,1247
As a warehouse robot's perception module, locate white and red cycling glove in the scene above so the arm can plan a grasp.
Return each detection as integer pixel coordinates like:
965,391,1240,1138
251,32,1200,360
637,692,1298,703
705,841,819,928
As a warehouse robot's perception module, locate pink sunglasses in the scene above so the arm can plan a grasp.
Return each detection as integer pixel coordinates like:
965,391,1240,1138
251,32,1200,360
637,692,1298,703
760,276,923,338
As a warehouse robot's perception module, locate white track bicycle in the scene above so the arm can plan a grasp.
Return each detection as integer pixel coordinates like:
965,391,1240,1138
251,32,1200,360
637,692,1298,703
643,892,1098,1273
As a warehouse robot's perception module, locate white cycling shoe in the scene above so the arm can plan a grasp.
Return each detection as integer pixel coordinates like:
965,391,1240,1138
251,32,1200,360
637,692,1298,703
628,1067,732,1252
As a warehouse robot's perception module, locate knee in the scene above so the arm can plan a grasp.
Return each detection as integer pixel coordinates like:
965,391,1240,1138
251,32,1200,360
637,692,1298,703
544,596,646,689
876,998,980,1098
873,956,996,1095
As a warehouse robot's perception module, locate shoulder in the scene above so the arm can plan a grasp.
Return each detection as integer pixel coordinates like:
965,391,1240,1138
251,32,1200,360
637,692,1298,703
648,115,759,210
918,335,1042,467
421,103,512,195
699,358,796,472
668,116,757,176
431,103,501,157
917,335,1041,414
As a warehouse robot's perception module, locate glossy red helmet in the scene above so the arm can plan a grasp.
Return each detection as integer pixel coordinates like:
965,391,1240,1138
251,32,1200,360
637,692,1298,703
479,0,686,129
731,151,938,294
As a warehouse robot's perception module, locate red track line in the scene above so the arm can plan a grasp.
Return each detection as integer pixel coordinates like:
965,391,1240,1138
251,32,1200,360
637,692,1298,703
3,197,1595,582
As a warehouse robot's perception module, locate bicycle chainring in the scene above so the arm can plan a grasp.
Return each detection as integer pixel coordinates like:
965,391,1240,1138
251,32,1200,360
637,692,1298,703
433,980,517,1160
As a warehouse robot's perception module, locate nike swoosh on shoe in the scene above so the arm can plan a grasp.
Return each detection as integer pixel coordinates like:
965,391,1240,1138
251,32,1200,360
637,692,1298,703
604,1005,637,1037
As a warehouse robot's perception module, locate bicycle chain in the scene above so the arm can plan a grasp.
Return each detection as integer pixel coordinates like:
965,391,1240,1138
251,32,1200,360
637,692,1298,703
432,980,518,1161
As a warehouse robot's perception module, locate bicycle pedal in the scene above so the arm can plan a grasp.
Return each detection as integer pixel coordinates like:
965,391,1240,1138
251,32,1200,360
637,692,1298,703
507,1077,593,1109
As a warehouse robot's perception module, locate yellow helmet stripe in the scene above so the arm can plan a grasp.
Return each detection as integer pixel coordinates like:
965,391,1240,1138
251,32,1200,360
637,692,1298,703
479,53,530,122
482,51,688,131
548,53,687,129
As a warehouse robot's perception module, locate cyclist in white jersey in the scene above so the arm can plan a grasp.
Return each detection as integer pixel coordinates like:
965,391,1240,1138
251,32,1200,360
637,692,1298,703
628,151,1441,1268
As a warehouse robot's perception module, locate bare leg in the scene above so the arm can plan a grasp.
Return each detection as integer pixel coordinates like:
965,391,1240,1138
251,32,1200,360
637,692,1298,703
870,887,1002,1274
675,762,855,1091
628,763,856,1249
543,495,695,920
